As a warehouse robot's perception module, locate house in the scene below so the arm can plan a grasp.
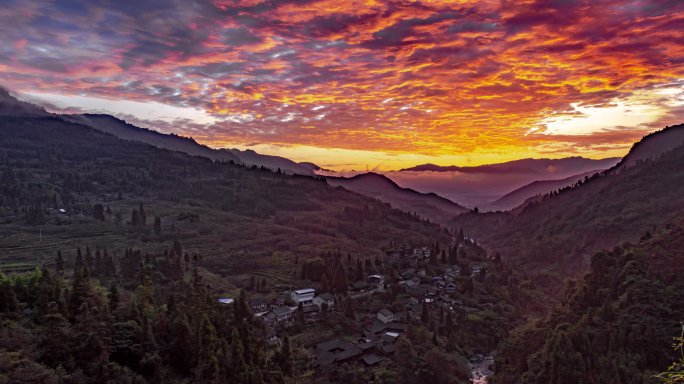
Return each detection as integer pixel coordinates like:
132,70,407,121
471,264,484,277
380,344,396,355
291,288,315,305
413,247,431,258
440,295,454,305
368,275,385,290
266,328,279,344
362,354,381,367
303,304,321,322
406,297,420,306
350,281,369,292
249,299,268,313
385,248,413,263
308,339,362,368
377,308,393,324
313,293,335,311
271,297,285,309
272,306,294,324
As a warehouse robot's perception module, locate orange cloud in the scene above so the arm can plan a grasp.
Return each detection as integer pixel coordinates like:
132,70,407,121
1,0,683,165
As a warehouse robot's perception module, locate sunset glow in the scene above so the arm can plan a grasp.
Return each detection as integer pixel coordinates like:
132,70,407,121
2,0,684,169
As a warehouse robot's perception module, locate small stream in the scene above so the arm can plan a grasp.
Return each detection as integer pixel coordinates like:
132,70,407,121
468,351,495,383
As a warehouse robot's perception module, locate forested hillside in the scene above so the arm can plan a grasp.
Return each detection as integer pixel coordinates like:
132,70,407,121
0,113,450,278
449,131,684,274
491,218,684,384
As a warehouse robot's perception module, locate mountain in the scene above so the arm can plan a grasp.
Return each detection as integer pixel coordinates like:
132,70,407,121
388,157,622,210
63,113,242,164
611,123,684,170
490,170,605,211
0,87,49,116
400,157,621,177
226,148,315,175
0,110,451,276
325,172,468,225
492,218,684,383
448,125,684,274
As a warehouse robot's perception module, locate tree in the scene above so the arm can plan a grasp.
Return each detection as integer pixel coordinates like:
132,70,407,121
55,251,65,275
395,338,418,367
92,204,105,221
321,273,329,292
108,280,120,311
139,202,147,226
85,247,94,271
332,262,349,295
197,315,219,384
154,216,162,235
0,274,18,313
344,298,355,319
355,259,364,282
421,301,430,324
173,238,182,260
277,334,294,377
74,247,84,272
131,208,141,227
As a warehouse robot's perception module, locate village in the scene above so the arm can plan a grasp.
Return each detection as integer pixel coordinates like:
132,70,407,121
220,242,497,380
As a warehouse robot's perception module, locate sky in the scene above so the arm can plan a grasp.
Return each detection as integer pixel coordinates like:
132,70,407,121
1,0,684,171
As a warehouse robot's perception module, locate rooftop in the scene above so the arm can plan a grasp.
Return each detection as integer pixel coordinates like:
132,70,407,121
378,308,393,317
362,354,381,366
294,288,315,294
273,306,293,315
317,292,334,301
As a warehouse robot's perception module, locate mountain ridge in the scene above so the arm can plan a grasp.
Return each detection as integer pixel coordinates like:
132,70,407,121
326,172,467,225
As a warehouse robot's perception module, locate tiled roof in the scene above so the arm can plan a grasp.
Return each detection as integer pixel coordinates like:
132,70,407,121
362,354,381,365
317,292,335,301
273,306,293,315
378,308,393,317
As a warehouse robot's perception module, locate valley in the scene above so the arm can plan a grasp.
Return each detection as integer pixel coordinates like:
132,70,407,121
0,91,682,384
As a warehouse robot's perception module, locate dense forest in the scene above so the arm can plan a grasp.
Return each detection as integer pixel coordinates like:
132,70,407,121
491,218,684,384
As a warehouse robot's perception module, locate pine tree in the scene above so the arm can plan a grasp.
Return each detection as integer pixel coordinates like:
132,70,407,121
74,247,84,272
85,247,94,271
321,273,329,292
139,202,147,226
108,280,120,311
421,301,430,324
154,216,162,235
278,334,294,377
333,262,350,295
173,238,182,260
344,298,355,319
0,275,18,313
131,208,140,227
197,315,219,384
55,250,65,275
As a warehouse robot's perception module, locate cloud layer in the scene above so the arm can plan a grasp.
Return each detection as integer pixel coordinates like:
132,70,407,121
2,0,684,159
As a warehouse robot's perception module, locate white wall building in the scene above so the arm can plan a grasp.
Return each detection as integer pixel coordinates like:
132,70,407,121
291,288,315,305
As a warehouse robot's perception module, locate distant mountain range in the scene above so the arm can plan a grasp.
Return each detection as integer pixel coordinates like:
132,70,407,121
400,157,621,177
326,173,467,225
490,169,604,211
449,123,684,274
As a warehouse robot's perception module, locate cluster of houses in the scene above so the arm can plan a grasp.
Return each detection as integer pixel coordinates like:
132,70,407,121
308,307,408,369
246,288,337,329
385,247,431,267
